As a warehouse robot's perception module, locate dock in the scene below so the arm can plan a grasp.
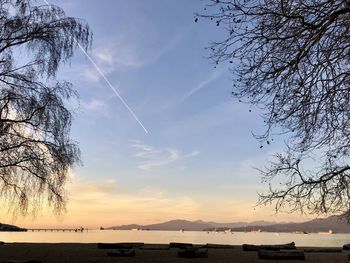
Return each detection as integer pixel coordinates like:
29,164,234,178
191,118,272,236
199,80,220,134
28,228,87,232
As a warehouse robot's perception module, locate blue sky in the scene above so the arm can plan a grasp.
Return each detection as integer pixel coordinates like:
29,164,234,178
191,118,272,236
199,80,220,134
12,0,312,228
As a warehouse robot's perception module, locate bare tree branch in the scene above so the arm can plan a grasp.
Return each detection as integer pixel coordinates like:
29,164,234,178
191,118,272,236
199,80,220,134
198,0,350,219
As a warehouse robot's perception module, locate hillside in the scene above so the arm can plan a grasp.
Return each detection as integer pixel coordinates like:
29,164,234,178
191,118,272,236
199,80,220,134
231,215,350,233
107,219,275,231
107,216,350,233
0,223,26,232
108,219,213,231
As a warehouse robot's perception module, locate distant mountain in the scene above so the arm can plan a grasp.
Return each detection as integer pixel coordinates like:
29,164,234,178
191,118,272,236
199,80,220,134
108,219,213,231
107,216,350,233
107,219,275,231
0,223,26,232
231,215,350,233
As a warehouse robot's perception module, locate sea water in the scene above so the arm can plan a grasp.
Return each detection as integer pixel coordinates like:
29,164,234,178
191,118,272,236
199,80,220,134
0,230,349,247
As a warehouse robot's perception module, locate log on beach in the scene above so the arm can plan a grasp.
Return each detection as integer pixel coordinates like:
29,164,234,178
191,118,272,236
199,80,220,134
205,243,235,249
304,248,342,253
243,242,296,251
169,242,193,248
178,247,208,258
140,244,170,250
107,249,135,257
3,261,42,263
97,242,144,249
258,249,305,260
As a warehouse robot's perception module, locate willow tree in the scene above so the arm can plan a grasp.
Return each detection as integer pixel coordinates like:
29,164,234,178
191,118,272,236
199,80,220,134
197,1,350,218
0,0,91,216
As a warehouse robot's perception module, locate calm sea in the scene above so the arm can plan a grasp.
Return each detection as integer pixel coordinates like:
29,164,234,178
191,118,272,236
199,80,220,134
0,230,349,247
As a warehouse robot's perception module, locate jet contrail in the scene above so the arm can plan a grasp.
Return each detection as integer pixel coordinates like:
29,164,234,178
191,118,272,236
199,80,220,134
43,0,149,134
73,42,149,134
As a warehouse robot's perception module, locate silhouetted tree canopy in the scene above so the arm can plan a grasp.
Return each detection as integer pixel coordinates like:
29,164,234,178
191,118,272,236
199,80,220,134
197,1,350,218
0,0,91,216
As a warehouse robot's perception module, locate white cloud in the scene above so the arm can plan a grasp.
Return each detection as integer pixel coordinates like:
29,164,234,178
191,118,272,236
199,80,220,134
68,176,118,196
82,99,107,111
93,45,142,69
130,140,199,171
76,60,115,82
94,48,114,65
91,35,180,72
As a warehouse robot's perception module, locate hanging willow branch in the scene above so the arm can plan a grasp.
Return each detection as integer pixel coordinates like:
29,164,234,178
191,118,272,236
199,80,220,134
0,0,91,216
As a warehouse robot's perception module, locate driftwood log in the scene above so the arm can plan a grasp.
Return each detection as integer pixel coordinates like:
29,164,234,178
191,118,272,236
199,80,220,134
3,261,42,263
258,249,305,260
343,244,350,250
97,242,144,249
243,242,296,251
107,249,135,257
304,248,342,253
140,244,170,250
169,242,193,248
178,247,208,258
205,243,234,249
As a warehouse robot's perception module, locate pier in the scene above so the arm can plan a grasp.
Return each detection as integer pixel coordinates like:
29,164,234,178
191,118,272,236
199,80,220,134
28,228,87,232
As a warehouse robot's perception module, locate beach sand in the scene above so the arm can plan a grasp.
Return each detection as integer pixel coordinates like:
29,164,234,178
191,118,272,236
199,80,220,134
0,243,348,263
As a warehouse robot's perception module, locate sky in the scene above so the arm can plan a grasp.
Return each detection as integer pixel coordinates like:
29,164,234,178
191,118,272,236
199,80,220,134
3,0,313,228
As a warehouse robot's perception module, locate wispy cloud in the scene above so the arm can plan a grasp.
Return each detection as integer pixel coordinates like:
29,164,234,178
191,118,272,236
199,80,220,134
130,139,199,171
93,45,142,70
82,99,107,111
10,172,310,228
68,176,118,196
88,30,183,77
183,67,225,100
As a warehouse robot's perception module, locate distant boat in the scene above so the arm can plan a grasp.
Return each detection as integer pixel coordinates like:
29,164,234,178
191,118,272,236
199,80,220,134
224,229,233,234
318,229,333,234
251,229,262,233
294,231,308,234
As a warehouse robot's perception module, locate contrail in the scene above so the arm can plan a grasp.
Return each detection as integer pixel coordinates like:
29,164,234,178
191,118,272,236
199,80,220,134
43,0,149,134
73,43,149,134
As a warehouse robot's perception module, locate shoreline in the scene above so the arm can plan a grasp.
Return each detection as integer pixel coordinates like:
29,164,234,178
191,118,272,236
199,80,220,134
0,242,348,262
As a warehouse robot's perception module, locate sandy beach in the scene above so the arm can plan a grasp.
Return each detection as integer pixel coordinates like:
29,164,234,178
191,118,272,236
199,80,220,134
0,243,348,263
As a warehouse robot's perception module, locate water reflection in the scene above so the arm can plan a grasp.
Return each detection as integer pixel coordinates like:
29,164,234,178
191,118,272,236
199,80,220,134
0,230,348,247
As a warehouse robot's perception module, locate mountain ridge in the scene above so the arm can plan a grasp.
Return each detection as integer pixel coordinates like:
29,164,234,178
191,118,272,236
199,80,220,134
231,215,350,233
107,216,350,233
107,219,277,231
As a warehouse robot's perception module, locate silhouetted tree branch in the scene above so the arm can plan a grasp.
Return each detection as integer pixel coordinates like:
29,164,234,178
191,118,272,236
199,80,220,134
0,0,91,216
197,0,350,218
